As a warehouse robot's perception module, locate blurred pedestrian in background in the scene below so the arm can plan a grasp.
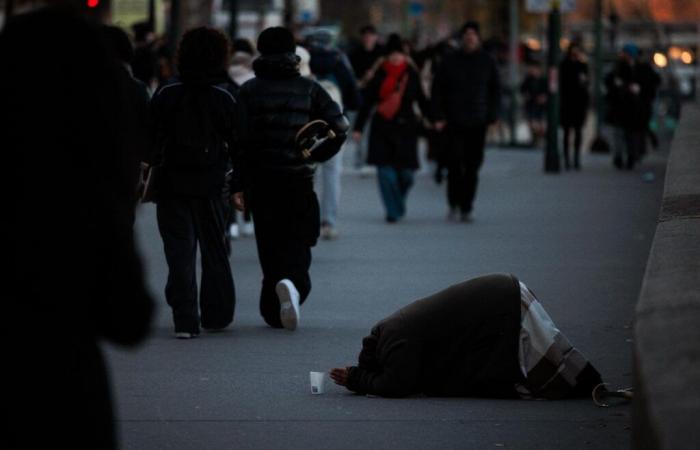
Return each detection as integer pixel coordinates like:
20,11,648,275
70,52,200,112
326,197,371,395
231,27,348,330
3,7,153,449
634,49,662,153
605,43,646,170
559,43,589,170
226,37,256,240
432,21,500,222
349,25,385,171
352,33,430,223
131,21,157,90
306,30,360,239
520,60,547,148
150,27,238,339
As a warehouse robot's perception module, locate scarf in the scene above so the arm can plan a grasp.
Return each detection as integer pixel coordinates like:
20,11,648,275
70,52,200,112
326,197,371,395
379,59,408,100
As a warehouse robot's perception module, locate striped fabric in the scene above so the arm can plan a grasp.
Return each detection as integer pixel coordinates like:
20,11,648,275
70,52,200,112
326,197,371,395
516,281,600,399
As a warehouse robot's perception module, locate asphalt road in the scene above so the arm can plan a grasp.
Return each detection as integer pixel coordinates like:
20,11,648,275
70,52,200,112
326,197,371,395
106,146,666,450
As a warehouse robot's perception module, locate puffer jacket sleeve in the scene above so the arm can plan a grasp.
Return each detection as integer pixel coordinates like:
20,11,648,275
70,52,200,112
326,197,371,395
307,81,349,163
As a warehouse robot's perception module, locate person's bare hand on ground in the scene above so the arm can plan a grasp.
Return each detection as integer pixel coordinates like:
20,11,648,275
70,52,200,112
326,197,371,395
330,367,350,386
231,192,245,211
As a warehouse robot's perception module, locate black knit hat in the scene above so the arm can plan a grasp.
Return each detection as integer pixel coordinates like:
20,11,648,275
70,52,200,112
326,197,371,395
460,21,480,36
257,27,296,55
384,33,404,55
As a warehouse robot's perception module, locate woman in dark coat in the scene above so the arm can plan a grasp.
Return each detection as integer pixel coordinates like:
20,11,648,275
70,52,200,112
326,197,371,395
559,43,590,170
331,274,602,399
352,33,430,223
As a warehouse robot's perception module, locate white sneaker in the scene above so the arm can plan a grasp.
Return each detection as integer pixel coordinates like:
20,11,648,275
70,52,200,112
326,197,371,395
228,223,240,239
276,279,300,331
241,221,254,237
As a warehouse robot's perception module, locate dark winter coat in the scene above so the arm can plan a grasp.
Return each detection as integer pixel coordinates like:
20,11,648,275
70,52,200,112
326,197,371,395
431,48,501,127
346,274,524,398
150,75,237,198
353,61,430,169
349,43,385,81
604,60,652,130
232,53,349,192
308,44,360,111
559,58,590,128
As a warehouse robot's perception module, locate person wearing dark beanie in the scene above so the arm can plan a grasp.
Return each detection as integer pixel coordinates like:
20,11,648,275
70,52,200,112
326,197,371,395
231,27,350,330
384,33,404,55
257,26,296,55
431,20,501,223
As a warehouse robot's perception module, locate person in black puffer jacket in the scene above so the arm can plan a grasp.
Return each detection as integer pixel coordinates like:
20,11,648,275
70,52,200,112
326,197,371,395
150,27,238,338
432,21,501,222
231,27,349,330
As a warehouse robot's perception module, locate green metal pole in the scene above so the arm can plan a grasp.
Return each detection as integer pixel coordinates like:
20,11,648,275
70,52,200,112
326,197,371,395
545,1,561,173
593,0,604,138
228,0,238,41
168,0,181,56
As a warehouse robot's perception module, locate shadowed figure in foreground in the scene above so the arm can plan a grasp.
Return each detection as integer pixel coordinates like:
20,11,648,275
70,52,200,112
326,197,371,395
2,7,153,449
331,274,602,399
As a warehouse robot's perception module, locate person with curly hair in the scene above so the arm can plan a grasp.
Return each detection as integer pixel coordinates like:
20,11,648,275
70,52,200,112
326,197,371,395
150,27,238,338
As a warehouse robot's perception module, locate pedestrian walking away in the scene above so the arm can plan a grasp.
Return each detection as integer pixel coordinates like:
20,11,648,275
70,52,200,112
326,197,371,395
305,31,361,238
431,21,501,222
330,274,603,399
150,27,238,339
231,27,349,330
559,43,590,170
604,43,648,170
520,60,548,148
353,33,430,223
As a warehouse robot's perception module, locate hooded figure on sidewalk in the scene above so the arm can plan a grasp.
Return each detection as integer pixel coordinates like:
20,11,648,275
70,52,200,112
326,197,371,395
231,27,349,330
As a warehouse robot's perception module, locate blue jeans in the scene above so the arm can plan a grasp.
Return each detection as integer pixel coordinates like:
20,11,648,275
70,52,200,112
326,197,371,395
377,165,414,221
319,147,344,227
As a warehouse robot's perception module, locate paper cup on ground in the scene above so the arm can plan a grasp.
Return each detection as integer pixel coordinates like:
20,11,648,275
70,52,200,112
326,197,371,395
310,371,325,394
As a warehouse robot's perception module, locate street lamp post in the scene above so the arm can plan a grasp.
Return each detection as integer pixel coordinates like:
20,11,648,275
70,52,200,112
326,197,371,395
592,0,604,140
545,0,561,173
508,0,520,147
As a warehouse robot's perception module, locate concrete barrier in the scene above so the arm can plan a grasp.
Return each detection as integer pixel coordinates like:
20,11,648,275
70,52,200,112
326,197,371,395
633,103,700,449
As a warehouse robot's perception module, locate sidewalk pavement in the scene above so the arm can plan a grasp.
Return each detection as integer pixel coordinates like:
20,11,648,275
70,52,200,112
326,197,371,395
108,146,667,450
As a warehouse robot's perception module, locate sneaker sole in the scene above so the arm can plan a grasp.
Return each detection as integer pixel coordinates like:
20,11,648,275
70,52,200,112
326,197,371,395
175,332,199,339
276,282,298,331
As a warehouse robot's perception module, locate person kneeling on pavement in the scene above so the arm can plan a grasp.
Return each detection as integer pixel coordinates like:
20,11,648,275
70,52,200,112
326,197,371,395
331,273,603,399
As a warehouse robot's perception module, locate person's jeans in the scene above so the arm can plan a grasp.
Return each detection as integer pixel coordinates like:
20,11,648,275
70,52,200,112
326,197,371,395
319,147,344,227
377,165,414,221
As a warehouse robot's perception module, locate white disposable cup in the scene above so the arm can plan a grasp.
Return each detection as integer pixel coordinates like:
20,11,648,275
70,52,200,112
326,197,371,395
309,371,325,395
